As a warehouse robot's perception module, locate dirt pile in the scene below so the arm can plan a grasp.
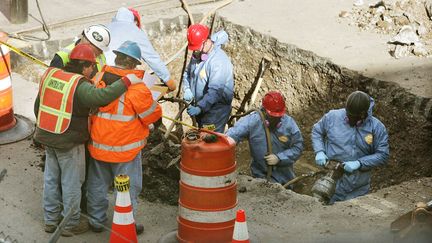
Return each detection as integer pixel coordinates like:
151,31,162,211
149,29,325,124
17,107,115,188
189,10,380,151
141,128,180,205
340,0,432,58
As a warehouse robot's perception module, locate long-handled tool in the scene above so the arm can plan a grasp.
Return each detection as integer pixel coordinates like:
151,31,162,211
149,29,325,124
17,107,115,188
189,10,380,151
245,56,272,111
255,109,273,181
161,97,192,139
228,56,271,127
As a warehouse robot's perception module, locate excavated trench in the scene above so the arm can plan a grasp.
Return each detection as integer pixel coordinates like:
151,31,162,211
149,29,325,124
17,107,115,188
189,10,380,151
11,15,432,205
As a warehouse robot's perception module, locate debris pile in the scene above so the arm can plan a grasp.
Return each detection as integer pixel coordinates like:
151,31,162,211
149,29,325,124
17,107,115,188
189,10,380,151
340,0,432,58
141,128,180,205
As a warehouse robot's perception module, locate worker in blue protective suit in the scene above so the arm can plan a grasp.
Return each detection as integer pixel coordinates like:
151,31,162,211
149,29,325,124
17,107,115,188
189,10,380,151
105,7,176,91
226,91,304,184
183,24,234,133
312,91,389,203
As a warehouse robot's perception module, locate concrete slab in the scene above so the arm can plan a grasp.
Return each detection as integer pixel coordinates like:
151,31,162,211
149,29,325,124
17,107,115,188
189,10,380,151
219,0,432,98
11,72,38,121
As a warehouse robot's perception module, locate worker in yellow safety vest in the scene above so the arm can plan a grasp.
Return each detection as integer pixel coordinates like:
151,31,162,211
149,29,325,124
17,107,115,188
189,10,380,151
86,40,162,235
34,43,144,237
50,24,110,72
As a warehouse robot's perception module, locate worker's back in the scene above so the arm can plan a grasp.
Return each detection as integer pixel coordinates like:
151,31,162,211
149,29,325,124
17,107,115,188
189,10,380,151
88,66,162,163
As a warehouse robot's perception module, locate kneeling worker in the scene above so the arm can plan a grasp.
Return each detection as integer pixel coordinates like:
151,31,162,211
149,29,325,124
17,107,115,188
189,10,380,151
226,91,304,185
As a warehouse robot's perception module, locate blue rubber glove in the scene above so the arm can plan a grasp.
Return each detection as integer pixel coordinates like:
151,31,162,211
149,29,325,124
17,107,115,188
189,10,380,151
187,106,201,116
315,151,328,166
343,160,361,173
183,89,194,102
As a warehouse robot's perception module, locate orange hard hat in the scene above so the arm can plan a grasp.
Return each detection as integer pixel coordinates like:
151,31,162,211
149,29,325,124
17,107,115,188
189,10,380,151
262,91,286,117
70,44,96,63
187,24,209,51
129,8,141,28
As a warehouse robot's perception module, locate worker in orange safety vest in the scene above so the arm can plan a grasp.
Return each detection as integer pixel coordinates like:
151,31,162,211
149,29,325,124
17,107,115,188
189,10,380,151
34,43,144,237
86,40,162,235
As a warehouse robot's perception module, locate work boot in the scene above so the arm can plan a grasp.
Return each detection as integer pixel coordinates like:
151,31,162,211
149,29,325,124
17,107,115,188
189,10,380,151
44,224,57,233
61,217,89,237
135,224,144,235
89,223,104,233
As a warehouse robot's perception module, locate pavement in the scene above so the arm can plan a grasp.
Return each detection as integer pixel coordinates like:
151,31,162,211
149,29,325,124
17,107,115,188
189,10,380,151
0,0,431,242
218,0,431,98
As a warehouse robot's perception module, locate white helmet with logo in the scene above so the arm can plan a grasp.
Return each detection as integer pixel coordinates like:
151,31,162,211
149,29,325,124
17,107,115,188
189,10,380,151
83,24,111,52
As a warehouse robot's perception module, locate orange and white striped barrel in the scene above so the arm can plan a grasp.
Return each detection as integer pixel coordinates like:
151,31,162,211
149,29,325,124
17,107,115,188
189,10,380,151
0,43,15,131
177,130,237,243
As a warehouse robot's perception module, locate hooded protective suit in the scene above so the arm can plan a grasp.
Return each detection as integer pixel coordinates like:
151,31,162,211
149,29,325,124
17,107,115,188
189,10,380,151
183,30,234,132
106,7,171,83
311,98,389,202
226,112,304,184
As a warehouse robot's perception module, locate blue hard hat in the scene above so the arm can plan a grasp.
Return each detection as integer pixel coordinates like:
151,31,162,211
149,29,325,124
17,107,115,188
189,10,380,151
113,40,142,62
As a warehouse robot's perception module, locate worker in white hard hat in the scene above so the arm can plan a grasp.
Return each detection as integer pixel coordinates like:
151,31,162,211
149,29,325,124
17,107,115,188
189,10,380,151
48,25,111,215
50,24,111,72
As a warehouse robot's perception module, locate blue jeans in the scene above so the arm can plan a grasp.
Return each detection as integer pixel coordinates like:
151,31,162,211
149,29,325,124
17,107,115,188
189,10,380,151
43,144,85,228
86,152,142,228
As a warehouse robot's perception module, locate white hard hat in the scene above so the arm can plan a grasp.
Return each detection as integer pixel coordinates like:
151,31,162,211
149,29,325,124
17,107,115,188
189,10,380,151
83,24,110,52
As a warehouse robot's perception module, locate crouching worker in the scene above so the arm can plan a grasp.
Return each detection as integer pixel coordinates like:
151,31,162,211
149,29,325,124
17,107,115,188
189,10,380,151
87,41,162,235
312,91,389,203
34,44,143,236
226,91,304,185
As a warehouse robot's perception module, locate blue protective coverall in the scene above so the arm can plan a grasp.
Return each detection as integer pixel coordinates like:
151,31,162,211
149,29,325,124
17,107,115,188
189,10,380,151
226,111,304,184
183,30,234,132
311,98,389,202
105,7,171,83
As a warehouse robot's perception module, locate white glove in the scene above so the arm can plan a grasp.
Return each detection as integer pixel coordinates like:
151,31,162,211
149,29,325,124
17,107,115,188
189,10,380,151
264,154,280,165
126,74,143,85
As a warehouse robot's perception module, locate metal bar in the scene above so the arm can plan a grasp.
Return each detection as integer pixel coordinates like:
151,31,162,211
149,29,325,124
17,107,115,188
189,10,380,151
48,208,74,243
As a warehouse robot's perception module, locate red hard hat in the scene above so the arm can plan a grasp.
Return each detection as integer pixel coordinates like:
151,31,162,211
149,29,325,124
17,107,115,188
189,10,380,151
262,91,286,117
187,24,210,51
69,44,96,63
129,7,141,28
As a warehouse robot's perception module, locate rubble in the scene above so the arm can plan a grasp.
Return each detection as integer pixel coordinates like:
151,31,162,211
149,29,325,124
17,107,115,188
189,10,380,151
341,0,432,58
141,128,180,205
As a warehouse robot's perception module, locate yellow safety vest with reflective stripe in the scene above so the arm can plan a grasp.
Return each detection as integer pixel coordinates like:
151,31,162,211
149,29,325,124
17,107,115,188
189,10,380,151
36,67,83,134
56,42,106,71
88,66,162,162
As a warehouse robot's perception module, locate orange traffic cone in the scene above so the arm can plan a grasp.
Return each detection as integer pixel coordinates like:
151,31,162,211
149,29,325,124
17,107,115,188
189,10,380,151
232,209,249,243
110,174,137,243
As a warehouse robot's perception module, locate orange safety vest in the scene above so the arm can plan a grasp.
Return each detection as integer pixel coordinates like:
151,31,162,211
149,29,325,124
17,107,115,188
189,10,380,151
37,67,83,134
88,66,162,163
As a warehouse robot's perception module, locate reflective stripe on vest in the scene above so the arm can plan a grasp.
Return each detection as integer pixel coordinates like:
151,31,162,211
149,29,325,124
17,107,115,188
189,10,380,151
56,42,105,71
95,100,158,122
37,68,82,134
90,139,146,152
96,54,106,72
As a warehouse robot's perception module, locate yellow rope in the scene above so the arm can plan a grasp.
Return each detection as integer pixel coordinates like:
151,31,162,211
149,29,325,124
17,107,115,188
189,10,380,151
162,115,198,129
0,40,49,67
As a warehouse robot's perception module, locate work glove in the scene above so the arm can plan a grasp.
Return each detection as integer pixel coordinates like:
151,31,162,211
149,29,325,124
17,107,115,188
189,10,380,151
187,106,201,116
125,74,143,85
264,154,280,166
165,79,177,92
183,88,194,102
343,160,361,173
149,118,163,131
315,151,328,166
